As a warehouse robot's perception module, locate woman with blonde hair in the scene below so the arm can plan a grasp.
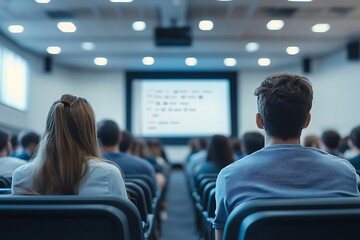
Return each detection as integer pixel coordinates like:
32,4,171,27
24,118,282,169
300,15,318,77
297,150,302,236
12,94,127,198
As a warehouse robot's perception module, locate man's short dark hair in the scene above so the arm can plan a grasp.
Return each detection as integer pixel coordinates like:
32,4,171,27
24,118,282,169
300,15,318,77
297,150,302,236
0,129,10,151
350,126,360,149
97,120,120,147
242,132,264,154
254,72,313,140
119,130,133,152
322,130,341,150
19,131,40,148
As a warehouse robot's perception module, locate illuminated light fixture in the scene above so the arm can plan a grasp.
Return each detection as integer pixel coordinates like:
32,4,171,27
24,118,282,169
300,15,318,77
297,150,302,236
224,58,237,67
132,21,146,31
258,58,271,67
110,0,133,2
246,42,259,52
142,57,155,65
8,25,24,33
47,46,61,55
94,57,108,66
266,20,284,30
286,46,300,55
199,20,214,31
312,23,330,33
35,0,51,3
57,22,77,33
185,57,197,66
81,42,95,51
287,0,312,2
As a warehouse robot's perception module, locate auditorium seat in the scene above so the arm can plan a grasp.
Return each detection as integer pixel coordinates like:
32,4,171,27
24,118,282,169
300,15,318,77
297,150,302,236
0,196,144,240
223,197,360,240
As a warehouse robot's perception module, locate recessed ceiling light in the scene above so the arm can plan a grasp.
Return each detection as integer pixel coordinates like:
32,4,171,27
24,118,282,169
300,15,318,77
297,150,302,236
185,57,197,66
266,20,284,31
224,58,237,67
311,23,330,33
199,20,213,31
142,57,155,65
110,0,133,2
94,57,108,66
8,25,24,33
81,42,95,51
258,58,271,67
47,46,61,55
246,42,259,52
57,22,77,33
132,21,146,31
286,46,300,55
287,0,312,2
35,0,51,3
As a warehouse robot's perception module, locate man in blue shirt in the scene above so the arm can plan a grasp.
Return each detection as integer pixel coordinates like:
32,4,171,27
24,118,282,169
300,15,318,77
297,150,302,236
348,126,360,172
97,119,157,191
213,73,360,240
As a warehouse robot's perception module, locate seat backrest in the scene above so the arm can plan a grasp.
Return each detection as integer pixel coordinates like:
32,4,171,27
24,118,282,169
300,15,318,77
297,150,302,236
240,209,360,240
126,179,153,213
223,197,360,240
126,181,148,222
0,176,11,188
125,174,156,196
0,204,130,240
207,188,216,218
201,181,216,208
0,196,144,240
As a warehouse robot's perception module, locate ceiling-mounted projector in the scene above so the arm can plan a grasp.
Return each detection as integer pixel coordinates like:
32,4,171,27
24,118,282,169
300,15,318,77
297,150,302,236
155,26,192,46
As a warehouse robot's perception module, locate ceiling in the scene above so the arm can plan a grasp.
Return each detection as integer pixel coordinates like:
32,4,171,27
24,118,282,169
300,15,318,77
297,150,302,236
1,0,360,71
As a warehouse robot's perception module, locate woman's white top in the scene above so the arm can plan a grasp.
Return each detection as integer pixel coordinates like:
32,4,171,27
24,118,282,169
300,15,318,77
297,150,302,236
11,159,128,199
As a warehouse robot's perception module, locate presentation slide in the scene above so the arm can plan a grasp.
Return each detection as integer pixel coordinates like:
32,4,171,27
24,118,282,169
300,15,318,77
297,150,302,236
131,79,231,137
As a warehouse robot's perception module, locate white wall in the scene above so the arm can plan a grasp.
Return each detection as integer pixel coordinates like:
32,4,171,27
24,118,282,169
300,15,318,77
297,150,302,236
1,36,360,162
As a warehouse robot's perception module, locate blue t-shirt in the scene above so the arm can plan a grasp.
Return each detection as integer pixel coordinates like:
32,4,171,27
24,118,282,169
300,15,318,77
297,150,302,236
103,152,157,191
213,144,360,229
349,155,360,172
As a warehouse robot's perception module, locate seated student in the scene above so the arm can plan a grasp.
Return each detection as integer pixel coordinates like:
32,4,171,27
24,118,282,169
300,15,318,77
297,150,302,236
15,130,40,161
241,131,264,155
12,94,128,199
97,119,157,190
321,130,343,157
229,137,243,160
0,129,26,178
194,135,234,178
303,134,321,148
213,73,360,240
185,138,201,163
186,137,208,176
348,126,360,172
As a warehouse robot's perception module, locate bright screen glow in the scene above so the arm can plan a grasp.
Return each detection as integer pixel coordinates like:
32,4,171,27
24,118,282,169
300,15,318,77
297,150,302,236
131,79,231,137
1,48,28,111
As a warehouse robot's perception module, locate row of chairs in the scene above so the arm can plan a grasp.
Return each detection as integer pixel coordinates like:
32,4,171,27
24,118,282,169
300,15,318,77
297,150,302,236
186,172,360,240
187,172,218,240
0,173,162,240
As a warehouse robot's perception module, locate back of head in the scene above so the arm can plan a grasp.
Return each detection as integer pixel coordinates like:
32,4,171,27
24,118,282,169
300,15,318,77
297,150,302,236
97,119,120,147
0,129,10,152
34,94,100,195
254,72,313,140
321,130,341,150
350,126,360,149
119,130,133,153
199,137,208,150
19,131,40,148
230,138,242,152
206,135,234,168
242,132,265,155
303,134,320,148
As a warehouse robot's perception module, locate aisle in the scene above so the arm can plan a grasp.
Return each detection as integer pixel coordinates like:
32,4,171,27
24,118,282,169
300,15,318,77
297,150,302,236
159,169,198,240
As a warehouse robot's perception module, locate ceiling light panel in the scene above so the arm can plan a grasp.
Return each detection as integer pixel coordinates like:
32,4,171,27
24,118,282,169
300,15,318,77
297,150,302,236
258,58,271,66
8,25,24,33
132,21,146,31
57,22,77,33
35,0,51,3
199,20,214,31
94,57,107,66
224,58,237,67
47,46,61,54
246,42,259,52
286,46,300,55
81,42,95,51
185,57,197,66
142,57,155,65
266,20,284,30
312,23,330,33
